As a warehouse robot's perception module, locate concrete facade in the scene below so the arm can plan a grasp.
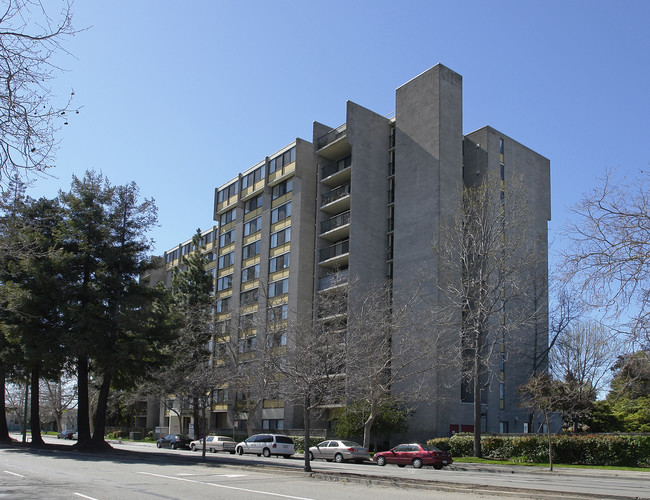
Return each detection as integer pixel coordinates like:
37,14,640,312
162,64,551,441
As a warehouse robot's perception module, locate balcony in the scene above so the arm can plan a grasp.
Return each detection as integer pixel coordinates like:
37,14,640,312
321,156,352,187
318,269,349,290
320,211,350,241
321,183,351,214
319,240,349,268
316,124,350,161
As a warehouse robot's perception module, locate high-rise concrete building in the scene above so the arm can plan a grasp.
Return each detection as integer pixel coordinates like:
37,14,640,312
165,64,550,440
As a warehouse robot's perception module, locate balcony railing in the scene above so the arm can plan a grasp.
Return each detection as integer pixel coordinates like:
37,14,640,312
316,124,347,149
321,183,350,207
321,155,351,179
318,269,349,290
319,240,349,262
321,211,350,234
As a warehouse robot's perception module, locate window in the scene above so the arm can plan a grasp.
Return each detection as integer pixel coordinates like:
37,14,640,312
269,253,290,273
215,389,228,403
216,297,231,313
165,249,179,263
240,288,258,305
499,421,509,433
244,194,263,214
267,330,287,348
181,243,191,256
242,240,261,259
269,278,289,297
220,208,236,226
241,165,265,189
268,147,296,174
240,312,258,331
241,264,260,283
238,336,257,353
271,201,291,224
268,303,288,323
205,252,216,262
217,181,239,203
201,231,213,246
218,251,234,269
272,178,293,200
243,216,262,236
270,227,290,248
262,419,284,430
216,275,232,291
219,228,235,247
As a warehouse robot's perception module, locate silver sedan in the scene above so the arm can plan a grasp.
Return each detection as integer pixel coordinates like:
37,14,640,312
308,440,370,463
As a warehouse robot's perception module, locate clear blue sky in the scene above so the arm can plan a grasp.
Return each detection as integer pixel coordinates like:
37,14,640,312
33,0,650,263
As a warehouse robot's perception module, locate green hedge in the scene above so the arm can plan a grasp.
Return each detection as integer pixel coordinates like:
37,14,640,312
426,434,650,467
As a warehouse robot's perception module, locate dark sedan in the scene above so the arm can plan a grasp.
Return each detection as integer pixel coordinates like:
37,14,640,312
372,443,453,469
156,434,191,450
57,430,76,440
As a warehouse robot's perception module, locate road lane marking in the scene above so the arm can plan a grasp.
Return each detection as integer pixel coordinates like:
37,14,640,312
138,471,315,499
3,471,25,478
73,494,98,500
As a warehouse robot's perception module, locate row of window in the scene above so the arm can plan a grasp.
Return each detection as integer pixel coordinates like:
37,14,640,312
216,275,290,298
216,146,296,204
220,200,291,229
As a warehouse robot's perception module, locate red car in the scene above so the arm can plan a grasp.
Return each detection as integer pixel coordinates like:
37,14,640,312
372,443,453,469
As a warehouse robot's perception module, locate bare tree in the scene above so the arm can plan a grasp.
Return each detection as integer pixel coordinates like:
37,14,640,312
345,279,436,450
561,169,650,345
39,373,77,432
550,320,623,430
0,0,80,186
518,373,565,471
273,298,346,472
437,171,543,457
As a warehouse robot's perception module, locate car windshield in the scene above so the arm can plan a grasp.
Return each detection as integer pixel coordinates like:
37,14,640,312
340,441,362,447
221,437,235,442
421,444,442,452
275,436,293,444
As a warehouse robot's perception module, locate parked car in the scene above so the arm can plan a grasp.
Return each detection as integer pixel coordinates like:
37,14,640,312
156,434,191,450
190,435,236,453
235,434,295,458
57,430,76,440
309,439,370,463
372,443,453,469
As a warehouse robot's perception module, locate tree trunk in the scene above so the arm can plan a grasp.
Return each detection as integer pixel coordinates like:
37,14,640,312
91,370,112,449
30,363,44,446
546,413,553,471
473,347,482,458
0,364,10,442
362,401,376,450
303,395,311,472
76,357,91,447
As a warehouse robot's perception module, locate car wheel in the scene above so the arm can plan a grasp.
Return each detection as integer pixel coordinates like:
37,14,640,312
170,443,176,450
156,442,161,448
308,451,314,461
262,448,271,458
210,448,216,454
376,456,386,466
190,444,196,451
236,447,244,455
412,458,423,469
433,464,443,470
334,453,344,463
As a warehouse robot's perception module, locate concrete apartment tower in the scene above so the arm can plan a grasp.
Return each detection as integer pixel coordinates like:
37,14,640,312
164,63,550,441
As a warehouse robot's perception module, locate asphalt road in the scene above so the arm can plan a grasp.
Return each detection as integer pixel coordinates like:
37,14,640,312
2,434,649,500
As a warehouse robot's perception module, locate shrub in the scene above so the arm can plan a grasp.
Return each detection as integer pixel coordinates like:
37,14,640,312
290,435,325,453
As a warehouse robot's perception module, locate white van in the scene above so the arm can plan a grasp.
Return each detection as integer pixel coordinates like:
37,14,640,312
235,434,295,458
